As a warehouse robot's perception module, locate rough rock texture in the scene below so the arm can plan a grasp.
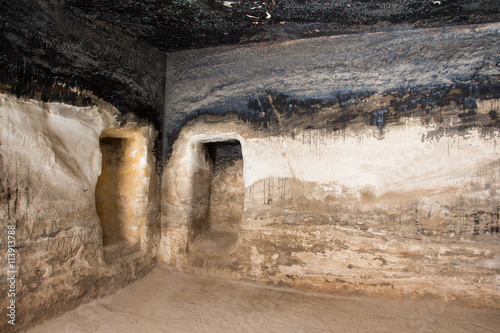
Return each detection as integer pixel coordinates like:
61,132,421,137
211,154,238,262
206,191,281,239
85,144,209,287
190,141,245,254
0,0,165,130
1,1,499,143
64,0,500,51
164,22,500,158
0,93,161,332
163,115,500,307
1,1,500,331
96,128,151,247
161,23,500,307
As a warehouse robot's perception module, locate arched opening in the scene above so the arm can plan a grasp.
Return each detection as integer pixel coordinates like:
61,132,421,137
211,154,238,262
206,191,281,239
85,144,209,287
95,127,150,261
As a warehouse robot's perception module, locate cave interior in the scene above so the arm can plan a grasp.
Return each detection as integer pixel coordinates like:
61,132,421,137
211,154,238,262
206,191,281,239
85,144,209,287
1,0,500,331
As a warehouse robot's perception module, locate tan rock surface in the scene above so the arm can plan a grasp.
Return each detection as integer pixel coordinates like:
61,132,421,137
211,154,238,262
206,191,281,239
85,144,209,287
28,267,500,333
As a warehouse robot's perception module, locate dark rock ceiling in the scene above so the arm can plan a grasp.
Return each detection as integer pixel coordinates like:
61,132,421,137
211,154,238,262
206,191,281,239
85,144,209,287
0,0,499,132
66,0,500,51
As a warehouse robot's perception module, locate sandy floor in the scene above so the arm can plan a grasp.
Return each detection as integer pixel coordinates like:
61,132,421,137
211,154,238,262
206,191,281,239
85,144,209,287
29,268,500,333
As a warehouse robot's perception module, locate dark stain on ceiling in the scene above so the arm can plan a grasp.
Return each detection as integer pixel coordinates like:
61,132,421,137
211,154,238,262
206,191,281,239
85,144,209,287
0,0,499,132
66,0,500,51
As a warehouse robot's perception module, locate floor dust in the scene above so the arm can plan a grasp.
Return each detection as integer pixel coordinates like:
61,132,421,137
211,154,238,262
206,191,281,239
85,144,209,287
28,267,500,333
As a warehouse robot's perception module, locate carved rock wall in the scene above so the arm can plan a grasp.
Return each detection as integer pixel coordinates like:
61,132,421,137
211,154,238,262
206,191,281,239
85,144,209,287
0,94,160,332
161,23,500,307
1,18,500,332
162,111,500,307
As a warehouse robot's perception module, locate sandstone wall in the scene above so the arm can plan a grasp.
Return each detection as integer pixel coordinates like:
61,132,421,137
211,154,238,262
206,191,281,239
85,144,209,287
161,23,500,307
162,112,500,307
0,94,160,332
2,19,499,333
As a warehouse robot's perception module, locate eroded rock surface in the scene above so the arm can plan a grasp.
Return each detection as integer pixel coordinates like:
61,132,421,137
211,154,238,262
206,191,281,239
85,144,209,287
161,23,500,307
0,94,160,332
1,3,500,331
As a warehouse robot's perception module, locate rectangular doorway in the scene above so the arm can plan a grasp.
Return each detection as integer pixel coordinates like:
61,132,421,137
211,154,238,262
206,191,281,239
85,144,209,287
191,140,244,254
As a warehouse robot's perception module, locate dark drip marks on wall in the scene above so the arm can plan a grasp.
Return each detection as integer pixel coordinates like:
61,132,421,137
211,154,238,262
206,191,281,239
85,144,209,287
163,78,500,162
